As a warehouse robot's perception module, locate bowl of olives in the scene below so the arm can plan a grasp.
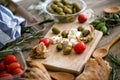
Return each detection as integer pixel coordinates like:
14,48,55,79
44,0,87,23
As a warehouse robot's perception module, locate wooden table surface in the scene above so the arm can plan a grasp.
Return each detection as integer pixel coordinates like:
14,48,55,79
16,0,120,79
17,0,120,58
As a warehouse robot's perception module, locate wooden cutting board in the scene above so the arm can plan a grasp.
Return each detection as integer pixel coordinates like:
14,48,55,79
30,21,103,75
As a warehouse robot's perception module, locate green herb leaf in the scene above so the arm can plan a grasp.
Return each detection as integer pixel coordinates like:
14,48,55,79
108,53,120,66
108,53,120,80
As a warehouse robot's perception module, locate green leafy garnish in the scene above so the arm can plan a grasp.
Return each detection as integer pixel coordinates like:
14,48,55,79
108,53,120,80
108,53,120,66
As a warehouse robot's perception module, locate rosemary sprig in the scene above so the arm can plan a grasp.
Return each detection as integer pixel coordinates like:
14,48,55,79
0,47,32,53
98,13,120,27
6,19,54,49
0,34,43,60
111,64,118,80
108,53,120,80
6,34,44,49
1,19,54,51
108,53,120,66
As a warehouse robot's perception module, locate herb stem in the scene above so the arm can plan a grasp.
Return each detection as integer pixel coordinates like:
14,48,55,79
108,53,120,66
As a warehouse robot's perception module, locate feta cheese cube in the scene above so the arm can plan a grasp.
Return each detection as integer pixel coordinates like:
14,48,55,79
70,38,78,46
51,35,62,44
68,29,82,39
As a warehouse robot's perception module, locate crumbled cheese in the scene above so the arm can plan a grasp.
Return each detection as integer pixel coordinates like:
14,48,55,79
51,35,62,44
62,38,69,44
62,38,72,47
68,29,82,39
68,42,73,47
70,38,78,46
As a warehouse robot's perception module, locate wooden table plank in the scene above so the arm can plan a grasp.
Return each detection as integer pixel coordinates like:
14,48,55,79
35,21,103,75
16,0,120,78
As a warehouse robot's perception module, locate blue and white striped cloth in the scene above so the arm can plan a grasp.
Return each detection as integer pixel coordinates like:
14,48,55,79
0,5,26,49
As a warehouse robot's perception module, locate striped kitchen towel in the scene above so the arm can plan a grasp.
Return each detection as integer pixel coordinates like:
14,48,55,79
0,5,26,49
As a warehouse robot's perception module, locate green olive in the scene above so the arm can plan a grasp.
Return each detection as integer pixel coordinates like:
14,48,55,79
57,17,64,22
73,3,78,7
53,0,59,4
56,43,63,51
49,0,82,23
73,3,81,12
82,30,90,37
61,30,69,38
59,12,65,15
63,46,72,55
57,2,64,8
58,17,67,23
76,7,81,12
61,0,70,5
72,8,77,14
48,8,55,14
61,0,65,3
51,4,58,10
52,27,60,34
65,16,74,22
55,7,63,13
66,4,73,9
63,7,72,14
77,26,84,31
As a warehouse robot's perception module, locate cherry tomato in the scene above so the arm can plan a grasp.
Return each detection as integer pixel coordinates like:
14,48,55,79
0,73,13,79
78,14,87,23
39,38,51,47
7,62,21,73
4,55,17,65
74,42,86,54
0,62,5,72
13,68,23,75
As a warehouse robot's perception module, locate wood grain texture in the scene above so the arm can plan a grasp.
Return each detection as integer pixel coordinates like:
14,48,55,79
17,0,120,77
31,20,103,75
17,0,120,49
